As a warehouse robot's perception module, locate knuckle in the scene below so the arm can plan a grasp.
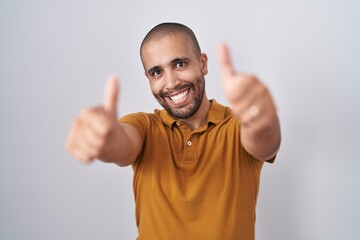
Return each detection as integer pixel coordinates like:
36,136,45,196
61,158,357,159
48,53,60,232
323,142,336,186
243,73,255,81
258,84,268,95
248,74,259,81
73,117,83,130
79,156,92,164
65,140,72,152
65,137,78,154
80,107,101,118
244,74,261,86
79,108,91,117
77,150,93,163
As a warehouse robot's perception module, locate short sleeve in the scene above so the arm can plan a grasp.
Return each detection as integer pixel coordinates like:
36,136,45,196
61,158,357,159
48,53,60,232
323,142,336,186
118,112,151,141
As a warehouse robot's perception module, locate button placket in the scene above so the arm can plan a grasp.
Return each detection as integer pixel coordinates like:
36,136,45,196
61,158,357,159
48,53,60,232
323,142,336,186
183,133,198,164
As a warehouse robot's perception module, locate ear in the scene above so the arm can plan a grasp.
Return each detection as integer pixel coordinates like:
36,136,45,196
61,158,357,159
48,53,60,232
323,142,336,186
144,71,151,80
199,53,208,75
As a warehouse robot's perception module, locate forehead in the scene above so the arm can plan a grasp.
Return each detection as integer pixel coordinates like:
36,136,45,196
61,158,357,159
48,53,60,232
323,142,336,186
141,34,196,69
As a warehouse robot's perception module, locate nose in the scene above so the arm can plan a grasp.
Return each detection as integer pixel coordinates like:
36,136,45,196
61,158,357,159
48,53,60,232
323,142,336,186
163,70,181,90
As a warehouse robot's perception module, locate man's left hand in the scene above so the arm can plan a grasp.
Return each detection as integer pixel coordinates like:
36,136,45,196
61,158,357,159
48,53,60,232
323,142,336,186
217,43,277,128
216,42,281,160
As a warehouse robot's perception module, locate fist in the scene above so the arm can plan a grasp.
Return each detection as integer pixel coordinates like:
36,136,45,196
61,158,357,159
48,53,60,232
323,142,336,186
66,76,119,163
217,43,277,127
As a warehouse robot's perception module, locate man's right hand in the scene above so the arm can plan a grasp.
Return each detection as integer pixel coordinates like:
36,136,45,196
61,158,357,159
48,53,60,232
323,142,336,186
66,76,122,164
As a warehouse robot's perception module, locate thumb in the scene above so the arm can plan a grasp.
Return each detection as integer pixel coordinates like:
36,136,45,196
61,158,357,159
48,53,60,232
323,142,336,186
103,75,119,118
217,42,235,79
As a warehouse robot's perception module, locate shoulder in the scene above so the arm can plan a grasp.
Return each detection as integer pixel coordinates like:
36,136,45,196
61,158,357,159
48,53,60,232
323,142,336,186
118,109,171,134
119,110,162,124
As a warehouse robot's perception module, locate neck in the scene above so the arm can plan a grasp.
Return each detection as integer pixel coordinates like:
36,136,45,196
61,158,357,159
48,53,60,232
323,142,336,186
181,94,211,131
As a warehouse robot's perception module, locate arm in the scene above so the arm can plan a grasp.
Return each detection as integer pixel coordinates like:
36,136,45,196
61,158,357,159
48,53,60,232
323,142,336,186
66,76,142,166
217,43,281,161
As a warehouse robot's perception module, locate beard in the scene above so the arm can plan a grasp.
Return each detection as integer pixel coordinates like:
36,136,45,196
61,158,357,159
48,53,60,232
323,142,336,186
153,76,205,119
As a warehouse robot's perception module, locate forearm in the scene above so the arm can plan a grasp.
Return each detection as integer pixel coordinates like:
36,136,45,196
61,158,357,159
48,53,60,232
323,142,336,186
241,114,281,161
98,123,141,167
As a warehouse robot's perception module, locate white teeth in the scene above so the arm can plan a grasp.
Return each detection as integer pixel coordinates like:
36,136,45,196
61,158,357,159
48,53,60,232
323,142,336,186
169,90,189,103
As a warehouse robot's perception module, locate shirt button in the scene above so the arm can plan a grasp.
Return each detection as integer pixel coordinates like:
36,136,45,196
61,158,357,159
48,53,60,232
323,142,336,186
187,140,192,146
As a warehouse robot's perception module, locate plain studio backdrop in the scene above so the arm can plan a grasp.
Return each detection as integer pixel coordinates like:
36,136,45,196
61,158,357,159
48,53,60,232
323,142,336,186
1,0,359,239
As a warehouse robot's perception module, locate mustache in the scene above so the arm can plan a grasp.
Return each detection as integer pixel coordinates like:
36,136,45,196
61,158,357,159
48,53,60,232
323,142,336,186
159,82,194,98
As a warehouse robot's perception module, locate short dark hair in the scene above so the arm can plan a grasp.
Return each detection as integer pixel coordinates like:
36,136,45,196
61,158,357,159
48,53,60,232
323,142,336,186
140,22,201,59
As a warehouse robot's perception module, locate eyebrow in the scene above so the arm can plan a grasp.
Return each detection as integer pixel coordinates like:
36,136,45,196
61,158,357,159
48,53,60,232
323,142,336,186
147,57,190,75
171,57,190,65
147,66,161,75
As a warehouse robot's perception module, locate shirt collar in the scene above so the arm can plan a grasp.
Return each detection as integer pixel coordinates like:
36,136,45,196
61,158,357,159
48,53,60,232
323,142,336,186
207,99,226,125
158,99,226,129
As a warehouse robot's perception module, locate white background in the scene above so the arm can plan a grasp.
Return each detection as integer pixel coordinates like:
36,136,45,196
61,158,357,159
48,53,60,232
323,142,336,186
1,0,359,239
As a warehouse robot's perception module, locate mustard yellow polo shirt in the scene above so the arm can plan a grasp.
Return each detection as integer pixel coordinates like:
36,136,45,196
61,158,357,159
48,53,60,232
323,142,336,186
119,100,273,240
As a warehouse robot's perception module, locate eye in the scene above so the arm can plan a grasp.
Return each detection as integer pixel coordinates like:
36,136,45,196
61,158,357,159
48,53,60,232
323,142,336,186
176,62,186,68
151,70,162,77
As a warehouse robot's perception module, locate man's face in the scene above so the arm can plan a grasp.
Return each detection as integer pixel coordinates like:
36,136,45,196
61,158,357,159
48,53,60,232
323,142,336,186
141,34,208,119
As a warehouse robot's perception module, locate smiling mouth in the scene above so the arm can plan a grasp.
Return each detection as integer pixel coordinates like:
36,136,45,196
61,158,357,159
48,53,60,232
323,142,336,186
167,89,189,104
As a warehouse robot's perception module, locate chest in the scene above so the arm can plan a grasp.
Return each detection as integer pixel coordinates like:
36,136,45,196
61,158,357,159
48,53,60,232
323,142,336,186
135,122,250,201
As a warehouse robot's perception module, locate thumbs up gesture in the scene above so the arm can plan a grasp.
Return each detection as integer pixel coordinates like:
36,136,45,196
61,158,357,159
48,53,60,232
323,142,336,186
217,43,277,127
217,43,281,160
66,76,121,163
103,76,119,118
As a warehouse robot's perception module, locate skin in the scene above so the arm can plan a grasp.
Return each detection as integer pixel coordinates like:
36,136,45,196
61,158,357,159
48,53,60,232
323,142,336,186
217,43,281,160
141,33,210,130
65,33,281,165
65,77,142,166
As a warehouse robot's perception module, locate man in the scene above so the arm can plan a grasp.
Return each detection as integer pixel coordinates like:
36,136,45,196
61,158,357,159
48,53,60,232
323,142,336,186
66,22,281,239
